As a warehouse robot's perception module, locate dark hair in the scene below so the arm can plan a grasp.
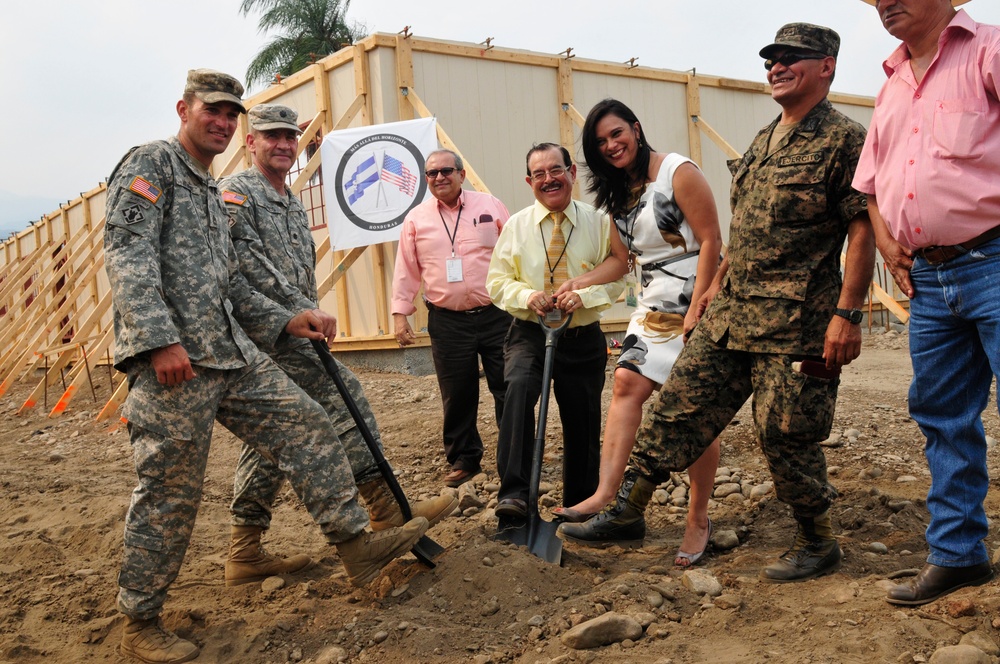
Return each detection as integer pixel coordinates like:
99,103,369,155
582,99,653,216
525,142,572,176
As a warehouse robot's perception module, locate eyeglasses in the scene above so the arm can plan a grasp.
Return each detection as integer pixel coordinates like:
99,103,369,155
528,166,568,183
764,52,827,71
425,167,457,178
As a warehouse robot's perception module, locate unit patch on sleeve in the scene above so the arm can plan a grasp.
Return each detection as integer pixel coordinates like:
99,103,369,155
222,190,248,206
129,176,162,203
122,204,146,225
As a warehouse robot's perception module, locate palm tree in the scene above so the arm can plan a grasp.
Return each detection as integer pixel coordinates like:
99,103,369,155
240,0,366,90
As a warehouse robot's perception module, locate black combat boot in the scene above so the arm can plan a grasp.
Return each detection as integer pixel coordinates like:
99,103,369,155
761,510,842,582
556,470,654,549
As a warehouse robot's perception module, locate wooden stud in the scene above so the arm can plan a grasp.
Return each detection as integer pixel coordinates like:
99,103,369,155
96,379,129,422
49,327,114,417
395,33,415,121
354,43,373,125
404,88,490,195
557,59,580,198
692,114,742,160
318,245,367,300
685,75,703,166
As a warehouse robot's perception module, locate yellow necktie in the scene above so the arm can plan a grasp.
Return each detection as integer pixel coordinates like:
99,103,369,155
546,211,568,294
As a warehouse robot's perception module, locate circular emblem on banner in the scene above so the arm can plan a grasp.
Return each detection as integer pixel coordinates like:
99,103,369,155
334,133,427,232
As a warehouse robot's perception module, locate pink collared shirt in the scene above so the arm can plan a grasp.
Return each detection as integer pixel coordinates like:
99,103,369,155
854,10,1000,250
391,189,509,314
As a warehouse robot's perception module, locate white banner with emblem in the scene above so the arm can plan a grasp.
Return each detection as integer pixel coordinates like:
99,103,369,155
321,117,438,251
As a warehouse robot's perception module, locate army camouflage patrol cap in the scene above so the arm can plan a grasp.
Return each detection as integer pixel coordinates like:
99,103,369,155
248,104,303,134
184,69,246,113
859,0,969,5
759,23,840,60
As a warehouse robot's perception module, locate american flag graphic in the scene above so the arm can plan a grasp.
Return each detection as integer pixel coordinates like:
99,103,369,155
129,176,162,203
380,154,417,196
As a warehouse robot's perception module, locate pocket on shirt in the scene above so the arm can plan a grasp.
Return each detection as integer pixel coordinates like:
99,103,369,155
932,99,987,159
475,218,500,247
769,165,827,227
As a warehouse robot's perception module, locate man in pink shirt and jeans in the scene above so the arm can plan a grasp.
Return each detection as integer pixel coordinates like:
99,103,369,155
392,149,512,487
854,0,999,606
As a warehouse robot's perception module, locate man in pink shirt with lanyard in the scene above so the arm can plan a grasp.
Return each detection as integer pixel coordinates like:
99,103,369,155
392,149,512,487
854,0,999,606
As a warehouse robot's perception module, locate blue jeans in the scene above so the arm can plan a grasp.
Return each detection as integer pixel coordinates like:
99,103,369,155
908,236,1000,567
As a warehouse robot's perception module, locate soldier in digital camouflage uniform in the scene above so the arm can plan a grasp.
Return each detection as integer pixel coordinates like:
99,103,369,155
105,70,429,664
219,104,457,586
558,24,875,583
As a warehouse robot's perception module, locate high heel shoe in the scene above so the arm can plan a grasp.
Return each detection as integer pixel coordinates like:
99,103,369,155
674,518,713,568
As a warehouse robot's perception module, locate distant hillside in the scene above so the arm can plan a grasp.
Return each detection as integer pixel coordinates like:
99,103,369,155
0,190,62,240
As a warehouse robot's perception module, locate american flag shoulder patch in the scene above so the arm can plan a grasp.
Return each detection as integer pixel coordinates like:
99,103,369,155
222,190,248,206
129,176,162,204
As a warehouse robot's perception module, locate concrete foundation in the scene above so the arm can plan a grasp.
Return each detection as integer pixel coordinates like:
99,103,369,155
334,346,436,377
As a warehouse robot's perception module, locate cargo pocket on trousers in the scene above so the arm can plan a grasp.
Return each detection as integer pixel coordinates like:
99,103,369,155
780,368,838,443
118,527,166,592
122,367,197,442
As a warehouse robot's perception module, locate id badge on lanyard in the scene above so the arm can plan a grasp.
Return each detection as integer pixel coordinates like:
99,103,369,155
446,256,464,282
625,272,638,308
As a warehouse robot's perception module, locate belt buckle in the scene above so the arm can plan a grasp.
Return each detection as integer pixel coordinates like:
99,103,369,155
921,245,951,265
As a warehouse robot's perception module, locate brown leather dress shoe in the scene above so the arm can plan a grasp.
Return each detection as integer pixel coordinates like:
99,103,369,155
444,467,479,488
886,562,994,606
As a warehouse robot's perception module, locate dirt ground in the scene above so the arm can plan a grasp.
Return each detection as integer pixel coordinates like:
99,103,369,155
3,330,1000,664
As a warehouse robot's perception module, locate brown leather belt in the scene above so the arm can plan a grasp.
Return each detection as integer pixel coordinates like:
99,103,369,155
917,223,1000,265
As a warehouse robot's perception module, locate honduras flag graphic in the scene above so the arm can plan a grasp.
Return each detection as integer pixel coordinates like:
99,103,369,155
344,155,379,205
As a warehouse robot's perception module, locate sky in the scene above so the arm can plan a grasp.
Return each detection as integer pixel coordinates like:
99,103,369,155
3,0,1000,237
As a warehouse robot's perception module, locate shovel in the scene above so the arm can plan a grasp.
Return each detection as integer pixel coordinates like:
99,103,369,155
311,338,445,568
494,313,572,565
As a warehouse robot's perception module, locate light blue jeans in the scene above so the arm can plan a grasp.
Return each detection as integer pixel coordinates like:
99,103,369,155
908,236,1000,567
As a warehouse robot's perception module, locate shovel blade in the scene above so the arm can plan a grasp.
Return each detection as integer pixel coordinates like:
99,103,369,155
528,519,563,565
493,517,562,565
411,535,445,567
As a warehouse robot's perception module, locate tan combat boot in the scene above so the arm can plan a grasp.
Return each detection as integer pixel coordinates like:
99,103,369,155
760,511,842,582
224,525,313,586
357,478,459,531
336,516,429,586
120,616,199,664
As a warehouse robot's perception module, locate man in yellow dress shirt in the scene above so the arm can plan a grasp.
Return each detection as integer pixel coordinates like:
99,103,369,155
487,142,627,519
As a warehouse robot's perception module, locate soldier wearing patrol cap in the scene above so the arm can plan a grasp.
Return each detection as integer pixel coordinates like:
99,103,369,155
219,104,458,587
105,74,429,664
559,24,876,585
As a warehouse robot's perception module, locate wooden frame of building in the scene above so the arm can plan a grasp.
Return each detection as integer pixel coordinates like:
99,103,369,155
0,32,906,419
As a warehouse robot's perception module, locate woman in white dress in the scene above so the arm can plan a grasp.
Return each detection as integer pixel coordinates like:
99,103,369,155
554,99,723,565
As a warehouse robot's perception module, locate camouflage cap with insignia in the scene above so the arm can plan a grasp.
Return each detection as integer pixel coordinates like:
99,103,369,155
759,23,840,60
248,104,302,134
184,69,246,113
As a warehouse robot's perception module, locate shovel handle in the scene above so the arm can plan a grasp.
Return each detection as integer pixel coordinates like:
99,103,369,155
310,339,414,521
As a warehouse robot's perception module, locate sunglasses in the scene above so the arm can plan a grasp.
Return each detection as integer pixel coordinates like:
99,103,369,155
425,167,458,178
764,52,827,71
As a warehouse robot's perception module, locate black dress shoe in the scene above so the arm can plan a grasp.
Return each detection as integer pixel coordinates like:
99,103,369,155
886,562,994,606
556,507,645,549
494,498,527,519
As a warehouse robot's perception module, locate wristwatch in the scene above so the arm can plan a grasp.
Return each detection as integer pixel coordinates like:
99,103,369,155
834,308,863,325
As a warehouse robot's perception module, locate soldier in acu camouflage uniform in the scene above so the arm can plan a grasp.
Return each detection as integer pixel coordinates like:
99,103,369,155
558,24,876,583
218,104,457,587
105,70,429,664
